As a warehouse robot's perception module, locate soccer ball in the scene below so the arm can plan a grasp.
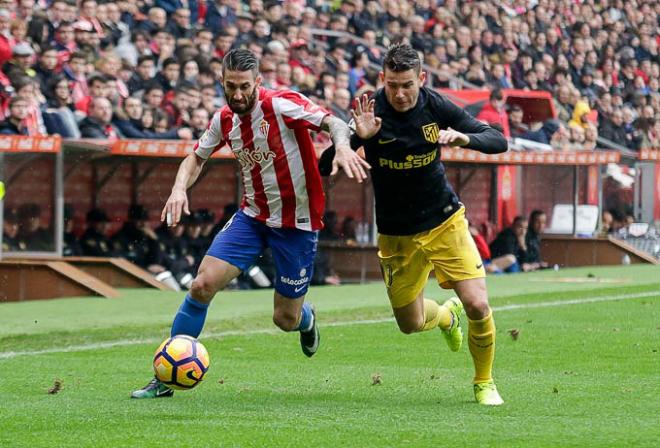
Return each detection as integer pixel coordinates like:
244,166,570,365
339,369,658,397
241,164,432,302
153,335,210,390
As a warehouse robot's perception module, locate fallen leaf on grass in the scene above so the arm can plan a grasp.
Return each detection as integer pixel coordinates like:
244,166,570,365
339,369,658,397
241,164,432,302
218,378,225,385
371,374,382,386
47,379,63,395
508,329,520,340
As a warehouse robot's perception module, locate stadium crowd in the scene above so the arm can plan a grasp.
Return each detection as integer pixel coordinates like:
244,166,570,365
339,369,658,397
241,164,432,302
0,0,656,152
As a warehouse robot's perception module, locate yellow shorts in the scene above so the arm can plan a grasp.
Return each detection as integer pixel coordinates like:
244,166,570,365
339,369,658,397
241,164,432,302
377,207,485,309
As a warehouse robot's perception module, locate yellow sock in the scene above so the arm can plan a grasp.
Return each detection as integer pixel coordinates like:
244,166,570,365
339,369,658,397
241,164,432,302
419,299,452,332
468,309,496,383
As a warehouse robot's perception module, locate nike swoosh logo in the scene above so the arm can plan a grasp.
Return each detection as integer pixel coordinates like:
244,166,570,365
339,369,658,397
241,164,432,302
476,263,483,269
294,285,306,293
378,138,396,144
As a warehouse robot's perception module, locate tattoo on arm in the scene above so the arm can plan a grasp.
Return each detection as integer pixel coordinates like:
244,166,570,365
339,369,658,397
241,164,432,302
322,116,351,147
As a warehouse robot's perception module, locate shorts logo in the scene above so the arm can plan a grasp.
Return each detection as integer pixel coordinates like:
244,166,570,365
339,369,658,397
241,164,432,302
280,275,310,287
300,268,307,277
422,122,440,143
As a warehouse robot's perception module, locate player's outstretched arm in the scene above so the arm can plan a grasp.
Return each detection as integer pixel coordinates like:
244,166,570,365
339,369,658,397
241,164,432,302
321,115,371,183
435,95,508,154
161,153,206,226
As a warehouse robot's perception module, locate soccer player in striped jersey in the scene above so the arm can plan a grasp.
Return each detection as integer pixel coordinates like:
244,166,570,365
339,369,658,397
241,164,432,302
132,49,370,399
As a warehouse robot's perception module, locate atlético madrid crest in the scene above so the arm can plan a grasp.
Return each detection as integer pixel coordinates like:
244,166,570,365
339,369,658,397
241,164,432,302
422,122,440,143
259,119,270,137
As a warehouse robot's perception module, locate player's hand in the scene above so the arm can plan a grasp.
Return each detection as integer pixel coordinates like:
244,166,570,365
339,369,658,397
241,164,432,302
161,187,190,227
351,94,382,139
332,144,371,183
438,127,470,147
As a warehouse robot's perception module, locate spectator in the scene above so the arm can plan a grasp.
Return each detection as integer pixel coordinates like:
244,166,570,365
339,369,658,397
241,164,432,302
79,97,121,139
162,84,190,126
554,84,573,123
16,202,53,251
508,105,529,139
166,8,193,41
549,121,571,151
195,208,216,249
523,210,549,271
476,88,509,137
155,218,196,289
1,207,19,252
330,88,351,123
600,109,629,149
43,75,81,138
10,77,47,135
62,51,88,104
75,74,108,114
3,42,36,84
568,124,586,151
340,216,357,245
155,58,180,96
33,47,60,95
63,204,82,257
489,216,528,273
180,211,206,271
127,55,155,95
468,222,517,274
143,83,165,109
319,211,340,241
568,99,592,130
80,208,114,256
112,204,167,274
0,96,29,135
189,107,209,139
583,123,599,151
0,10,12,67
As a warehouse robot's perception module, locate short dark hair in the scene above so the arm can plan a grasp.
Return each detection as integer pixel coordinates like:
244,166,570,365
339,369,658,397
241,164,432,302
490,88,504,101
222,48,258,76
383,43,421,74
137,55,154,66
9,96,28,108
529,209,546,224
88,74,108,86
162,57,179,69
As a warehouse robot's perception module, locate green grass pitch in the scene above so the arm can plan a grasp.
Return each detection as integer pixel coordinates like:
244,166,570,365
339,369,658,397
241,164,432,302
1,265,658,447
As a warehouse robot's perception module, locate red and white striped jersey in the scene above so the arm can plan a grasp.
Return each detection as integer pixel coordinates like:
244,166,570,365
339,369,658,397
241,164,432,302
194,87,329,231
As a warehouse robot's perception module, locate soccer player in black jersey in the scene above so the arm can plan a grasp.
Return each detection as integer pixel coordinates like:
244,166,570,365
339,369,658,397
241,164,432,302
350,43,507,405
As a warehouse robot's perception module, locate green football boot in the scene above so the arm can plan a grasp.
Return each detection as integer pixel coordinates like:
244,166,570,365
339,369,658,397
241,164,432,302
441,297,464,352
474,380,504,406
130,377,173,399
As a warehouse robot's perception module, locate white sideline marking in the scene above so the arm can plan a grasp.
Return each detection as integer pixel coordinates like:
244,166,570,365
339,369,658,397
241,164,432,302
1,291,657,360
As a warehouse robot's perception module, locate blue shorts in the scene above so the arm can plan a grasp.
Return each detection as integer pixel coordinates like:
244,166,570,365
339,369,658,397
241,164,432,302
206,210,318,298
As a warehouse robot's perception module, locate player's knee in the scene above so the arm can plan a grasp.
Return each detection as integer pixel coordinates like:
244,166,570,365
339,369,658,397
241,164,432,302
272,309,299,331
189,276,216,304
463,298,490,320
503,254,517,267
397,317,423,334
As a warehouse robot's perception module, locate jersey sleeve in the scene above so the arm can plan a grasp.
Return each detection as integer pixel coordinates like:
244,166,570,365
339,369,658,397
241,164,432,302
193,110,224,159
430,92,508,154
273,90,330,131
